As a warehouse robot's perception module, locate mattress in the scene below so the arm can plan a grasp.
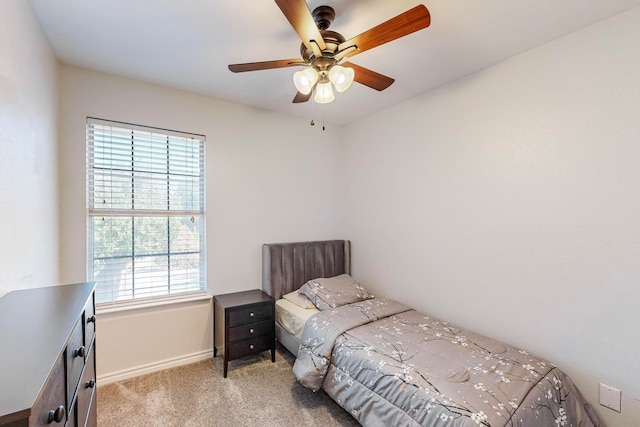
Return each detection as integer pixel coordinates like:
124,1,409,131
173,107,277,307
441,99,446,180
275,298,318,340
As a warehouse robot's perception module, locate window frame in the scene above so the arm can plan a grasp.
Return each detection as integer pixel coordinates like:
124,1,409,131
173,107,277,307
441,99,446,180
86,117,207,309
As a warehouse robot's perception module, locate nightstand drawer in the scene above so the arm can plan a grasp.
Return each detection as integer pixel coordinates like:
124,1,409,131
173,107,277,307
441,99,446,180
228,303,272,326
227,336,273,360
228,319,273,342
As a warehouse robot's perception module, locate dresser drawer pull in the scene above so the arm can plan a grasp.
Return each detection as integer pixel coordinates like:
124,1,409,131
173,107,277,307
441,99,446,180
249,344,254,350
87,315,96,323
74,346,86,358
86,379,96,389
249,328,254,334
249,312,255,318
47,405,65,423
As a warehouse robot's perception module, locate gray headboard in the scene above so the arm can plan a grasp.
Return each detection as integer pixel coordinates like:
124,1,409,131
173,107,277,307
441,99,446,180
262,240,351,300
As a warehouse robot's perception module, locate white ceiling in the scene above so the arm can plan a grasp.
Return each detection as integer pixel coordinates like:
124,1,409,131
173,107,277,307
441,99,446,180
29,0,640,126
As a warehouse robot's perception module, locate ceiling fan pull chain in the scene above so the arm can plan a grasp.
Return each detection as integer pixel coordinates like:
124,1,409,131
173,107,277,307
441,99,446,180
310,86,316,127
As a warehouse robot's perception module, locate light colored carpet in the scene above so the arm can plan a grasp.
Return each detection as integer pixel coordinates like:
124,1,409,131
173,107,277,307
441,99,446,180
97,344,359,426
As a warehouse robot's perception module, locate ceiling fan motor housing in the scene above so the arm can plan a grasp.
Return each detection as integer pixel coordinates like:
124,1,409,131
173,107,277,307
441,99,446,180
299,30,345,64
312,5,335,30
300,6,343,66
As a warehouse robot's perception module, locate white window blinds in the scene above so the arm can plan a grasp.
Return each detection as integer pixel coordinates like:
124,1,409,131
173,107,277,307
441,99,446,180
86,118,206,306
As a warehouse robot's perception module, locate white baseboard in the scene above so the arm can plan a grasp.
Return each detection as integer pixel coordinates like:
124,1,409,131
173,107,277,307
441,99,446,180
97,349,213,386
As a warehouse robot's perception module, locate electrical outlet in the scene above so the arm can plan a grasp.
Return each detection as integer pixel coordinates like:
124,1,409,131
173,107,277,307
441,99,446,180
600,383,622,412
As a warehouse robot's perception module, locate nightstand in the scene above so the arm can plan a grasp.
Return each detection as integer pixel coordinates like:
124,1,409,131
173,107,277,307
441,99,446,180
213,289,275,377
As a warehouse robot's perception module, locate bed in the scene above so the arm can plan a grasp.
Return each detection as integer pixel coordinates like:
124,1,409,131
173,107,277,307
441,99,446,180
262,240,602,426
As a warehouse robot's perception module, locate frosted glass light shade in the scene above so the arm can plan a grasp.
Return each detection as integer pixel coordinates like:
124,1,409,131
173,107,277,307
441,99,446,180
314,81,335,103
293,67,319,95
328,65,355,93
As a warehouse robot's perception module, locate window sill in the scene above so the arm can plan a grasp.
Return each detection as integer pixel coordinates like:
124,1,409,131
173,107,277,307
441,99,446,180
96,292,212,315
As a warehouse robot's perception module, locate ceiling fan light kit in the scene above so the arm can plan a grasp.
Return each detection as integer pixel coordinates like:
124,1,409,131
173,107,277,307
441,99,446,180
228,0,431,105
293,67,319,95
314,81,335,104
328,65,354,93
293,63,353,102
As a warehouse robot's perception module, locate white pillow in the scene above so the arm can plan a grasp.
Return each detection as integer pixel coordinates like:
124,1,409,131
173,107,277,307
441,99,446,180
283,290,316,309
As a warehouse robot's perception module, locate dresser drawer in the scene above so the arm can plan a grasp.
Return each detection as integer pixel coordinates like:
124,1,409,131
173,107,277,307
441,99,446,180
66,318,86,410
228,319,273,343
30,354,65,426
85,394,97,427
66,403,76,427
228,303,272,326
76,348,96,427
84,295,96,352
227,335,273,360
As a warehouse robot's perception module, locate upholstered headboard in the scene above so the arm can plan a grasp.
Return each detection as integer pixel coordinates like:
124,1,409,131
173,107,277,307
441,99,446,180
262,240,351,300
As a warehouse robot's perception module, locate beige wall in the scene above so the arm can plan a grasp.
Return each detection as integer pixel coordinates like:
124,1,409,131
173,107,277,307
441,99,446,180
342,7,640,427
0,0,59,291
57,65,345,381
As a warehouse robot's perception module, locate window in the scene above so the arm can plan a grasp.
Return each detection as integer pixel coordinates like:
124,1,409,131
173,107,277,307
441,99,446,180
86,118,206,306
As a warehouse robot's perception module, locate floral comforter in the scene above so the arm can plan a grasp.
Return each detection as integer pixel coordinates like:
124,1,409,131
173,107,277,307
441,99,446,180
293,298,602,426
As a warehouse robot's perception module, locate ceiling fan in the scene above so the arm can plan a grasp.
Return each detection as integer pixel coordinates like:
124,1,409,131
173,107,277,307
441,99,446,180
228,0,431,104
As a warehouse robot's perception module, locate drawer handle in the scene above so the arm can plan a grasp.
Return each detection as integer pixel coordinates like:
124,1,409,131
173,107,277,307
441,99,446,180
249,344,254,350
249,328,254,334
87,315,96,324
86,379,96,389
249,312,255,318
47,405,65,423
74,346,86,358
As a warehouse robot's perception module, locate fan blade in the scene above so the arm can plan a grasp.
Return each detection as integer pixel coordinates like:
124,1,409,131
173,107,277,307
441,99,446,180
292,91,312,103
275,0,326,51
228,59,307,73
343,62,394,91
338,5,430,58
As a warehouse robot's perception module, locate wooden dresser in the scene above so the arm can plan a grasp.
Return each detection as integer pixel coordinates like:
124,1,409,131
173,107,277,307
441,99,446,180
213,289,275,377
0,282,97,427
